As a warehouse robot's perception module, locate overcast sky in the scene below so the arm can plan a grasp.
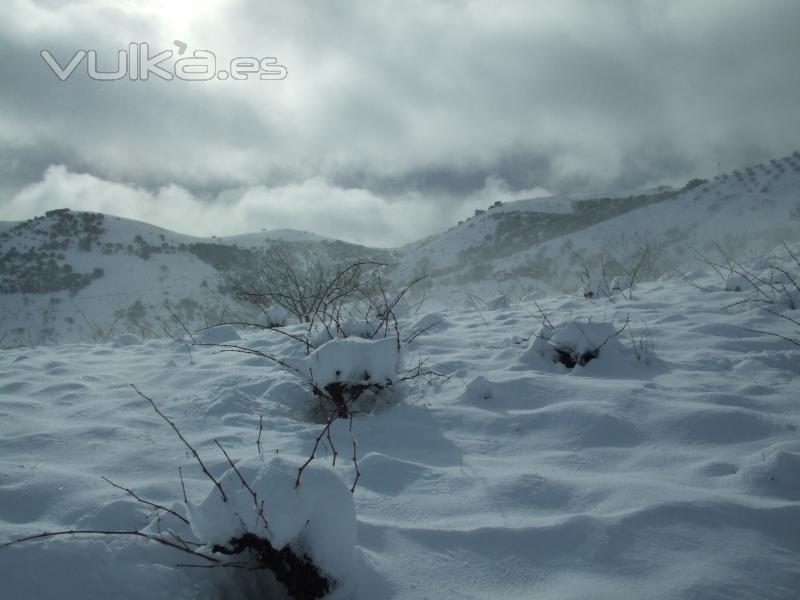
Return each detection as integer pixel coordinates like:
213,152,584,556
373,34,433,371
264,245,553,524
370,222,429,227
0,0,798,246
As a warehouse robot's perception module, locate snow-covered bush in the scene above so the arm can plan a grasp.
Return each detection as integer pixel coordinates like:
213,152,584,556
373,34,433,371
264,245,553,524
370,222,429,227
700,241,799,309
285,336,401,421
283,333,419,491
725,274,753,292
693,242,800,347
610,275,630,292
300,337,399,393
190,455,357,597
519,317,654,372
523,320,626,368
264,304,289,328
578,242,651,301
5,390,356,600
578,274,611,300
204,267,432,490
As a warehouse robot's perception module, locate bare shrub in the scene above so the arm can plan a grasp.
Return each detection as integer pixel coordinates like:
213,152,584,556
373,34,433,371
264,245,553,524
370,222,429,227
693,241,800,347
695,241,800,310
200,266,435,491
4,385,336,600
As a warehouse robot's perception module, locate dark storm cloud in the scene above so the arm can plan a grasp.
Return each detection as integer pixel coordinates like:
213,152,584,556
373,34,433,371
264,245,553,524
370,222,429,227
1,0,799,244
332,145,557,197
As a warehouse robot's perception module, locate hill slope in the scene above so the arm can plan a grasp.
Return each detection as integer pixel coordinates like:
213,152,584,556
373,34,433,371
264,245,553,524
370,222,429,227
389,151,800,297
2,151,799,346
0,210,391,346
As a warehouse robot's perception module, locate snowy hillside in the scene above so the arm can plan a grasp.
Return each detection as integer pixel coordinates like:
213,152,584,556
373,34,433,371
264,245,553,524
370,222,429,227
0,211,391,346
2,267,799,598
2,152,800,347
390,152,800,298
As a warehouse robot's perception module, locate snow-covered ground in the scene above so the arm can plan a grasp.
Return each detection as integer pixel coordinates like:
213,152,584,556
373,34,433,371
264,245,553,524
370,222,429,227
2,269,799,599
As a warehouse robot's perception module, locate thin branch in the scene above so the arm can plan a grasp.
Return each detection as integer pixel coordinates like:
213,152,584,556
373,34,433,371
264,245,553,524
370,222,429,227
397,356,445,382
256,415,264,455
402,320,442,345
532,300,555,330
163,302,196,344
350,435,360,494
101,476,189,525
625,243,650,301
759,306,800,327
175,561,251,570
743,327,800,348
590,315,631,354
194,321,314,350
132,384,227,503
193,343,301,375
781,240,800,269
214,440,269,530
369,274,428,340
3,530,221,564
178,467,188,504
295,418,334,488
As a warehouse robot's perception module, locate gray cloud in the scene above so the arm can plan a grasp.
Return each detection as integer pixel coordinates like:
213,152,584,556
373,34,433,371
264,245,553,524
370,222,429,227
1,0,799,243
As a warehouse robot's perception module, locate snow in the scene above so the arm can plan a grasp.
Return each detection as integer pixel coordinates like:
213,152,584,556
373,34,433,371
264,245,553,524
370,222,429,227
188,455,357,584
196,324,241,345
726,274,753,292
2,273,800,599
298,336,399,388
264,304,289,327
518,319,643,376
113,333,143,347
486,295,512,310
389,153,800,296
549,321,618,355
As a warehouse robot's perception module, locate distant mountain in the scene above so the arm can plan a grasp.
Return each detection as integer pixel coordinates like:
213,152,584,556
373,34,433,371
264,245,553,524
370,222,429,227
0,211,391,346
388,151,800,298
3,151,800,346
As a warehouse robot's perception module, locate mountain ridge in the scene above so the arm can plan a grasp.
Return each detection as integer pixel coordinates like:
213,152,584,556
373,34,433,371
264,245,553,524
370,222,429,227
3,150,799,346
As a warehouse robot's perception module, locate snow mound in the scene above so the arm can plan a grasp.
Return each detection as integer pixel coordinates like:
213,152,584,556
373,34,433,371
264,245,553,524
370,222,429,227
298,336,399,388
579,277,611,299
196,325,241,345
465,375,494,401
519,320,638,373
171,326,190,341
741,448,800,501
188,455,357,583
409,312,449,335
264,305,289,327
725,274,752,292
550,321,620,357
112,333,142,347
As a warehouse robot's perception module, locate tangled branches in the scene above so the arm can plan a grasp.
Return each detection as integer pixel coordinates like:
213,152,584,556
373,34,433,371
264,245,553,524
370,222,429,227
4,385,333,600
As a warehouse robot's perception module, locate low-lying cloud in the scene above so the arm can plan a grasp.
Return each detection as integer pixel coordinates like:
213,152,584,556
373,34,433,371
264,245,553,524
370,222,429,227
4,165,549,247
